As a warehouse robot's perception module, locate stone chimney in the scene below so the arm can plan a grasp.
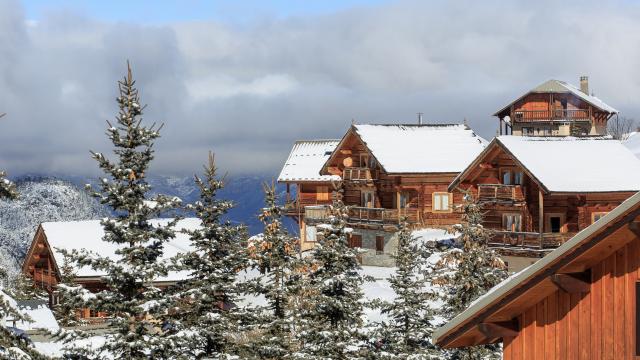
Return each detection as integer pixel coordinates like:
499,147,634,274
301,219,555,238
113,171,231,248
580,76,589,95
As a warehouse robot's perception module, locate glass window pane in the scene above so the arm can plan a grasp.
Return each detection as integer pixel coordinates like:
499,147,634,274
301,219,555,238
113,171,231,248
441,194,449,210
503,171,512,185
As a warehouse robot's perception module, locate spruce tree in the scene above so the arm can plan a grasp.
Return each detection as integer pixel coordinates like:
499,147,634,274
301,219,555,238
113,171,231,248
60,63,181,359
294,191,367,359
247,183,301,359
0,114,18,200
52,254,83,327
371,219,438,359
436,191,507,360
166,152,248,359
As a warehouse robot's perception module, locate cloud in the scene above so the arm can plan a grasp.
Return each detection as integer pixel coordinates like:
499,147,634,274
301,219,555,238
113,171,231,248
1,0,640,178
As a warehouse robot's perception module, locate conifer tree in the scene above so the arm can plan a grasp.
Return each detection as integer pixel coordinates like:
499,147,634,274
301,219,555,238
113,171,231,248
166,152,248,359
247,183,301,359
0,114,18,200
372,219,438,359
52,254,83,327
294,190,367,359
436,191,507,360
60,63,181,359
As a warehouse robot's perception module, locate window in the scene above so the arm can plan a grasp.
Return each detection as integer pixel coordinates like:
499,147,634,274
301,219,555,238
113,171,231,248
592,212,609,224
359,154,369,167
522,127,534,136
349,234,362,248
502,170,512,185
376,236,384,254
502,169,523,185
305,225,317,242
545,213,566,233
361,190,375,208
399,193,409,209
541,128,552,136
433,192,452,212
503,213,522,232
514,172,524,185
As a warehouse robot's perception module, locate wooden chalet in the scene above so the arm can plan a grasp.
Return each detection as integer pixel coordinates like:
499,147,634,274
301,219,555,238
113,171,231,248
449,136,640,267
22,219,198,319
495,77,618,137
280,123,486,265
433,190,640,359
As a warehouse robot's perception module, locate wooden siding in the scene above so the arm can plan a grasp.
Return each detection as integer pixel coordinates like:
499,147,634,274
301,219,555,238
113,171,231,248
502,236,640,360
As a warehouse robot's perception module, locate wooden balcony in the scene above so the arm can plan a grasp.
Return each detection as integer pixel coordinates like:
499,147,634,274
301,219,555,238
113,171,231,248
512,109,590,123
477,184,524,202
283,198,333,216
348,206,419,224
489,231,574,250
304,205,331,221
343,167,374,182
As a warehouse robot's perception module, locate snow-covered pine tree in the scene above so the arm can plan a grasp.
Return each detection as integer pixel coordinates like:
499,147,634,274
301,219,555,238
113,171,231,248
60,63,182,359
0,114,18,200
52,254,82,327
246,182,301,359
436,190,508,360
294,187,367,359
371,219,438,359
166,152,248,359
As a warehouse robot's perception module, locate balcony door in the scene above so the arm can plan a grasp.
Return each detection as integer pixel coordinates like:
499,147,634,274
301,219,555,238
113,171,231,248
361,190,376,208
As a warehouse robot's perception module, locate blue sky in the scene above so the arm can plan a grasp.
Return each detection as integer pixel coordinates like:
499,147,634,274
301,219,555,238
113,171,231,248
21,0,389,23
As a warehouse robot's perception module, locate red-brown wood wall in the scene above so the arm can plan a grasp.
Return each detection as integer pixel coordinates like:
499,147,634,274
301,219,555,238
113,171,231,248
503,236,640,359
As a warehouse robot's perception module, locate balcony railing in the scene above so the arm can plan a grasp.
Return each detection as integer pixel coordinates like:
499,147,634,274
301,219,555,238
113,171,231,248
348,206,419,224
489,231,574,250
303,205,419,224
343,167,374,181
284,198,333,216
477,184,524,202
512,109,590,122
32,268,56,288
305,205,331,221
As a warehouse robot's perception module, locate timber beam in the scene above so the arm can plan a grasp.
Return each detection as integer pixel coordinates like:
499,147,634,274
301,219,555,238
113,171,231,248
478,319,519,339
628,221,640,237
551,272,591,294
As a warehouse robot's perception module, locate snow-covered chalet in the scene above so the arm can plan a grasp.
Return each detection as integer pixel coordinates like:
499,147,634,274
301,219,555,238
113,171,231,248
278,123,486,266
495,76,618,137
449,136,640,270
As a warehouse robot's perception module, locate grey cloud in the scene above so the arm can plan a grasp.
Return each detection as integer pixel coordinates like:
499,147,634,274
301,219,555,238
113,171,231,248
1,0,640,178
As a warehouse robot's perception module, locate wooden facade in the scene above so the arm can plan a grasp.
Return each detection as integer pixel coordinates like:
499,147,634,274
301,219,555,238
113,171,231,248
320,127,462,228
433,191,640,360
494,78,617,137
450,139,636,254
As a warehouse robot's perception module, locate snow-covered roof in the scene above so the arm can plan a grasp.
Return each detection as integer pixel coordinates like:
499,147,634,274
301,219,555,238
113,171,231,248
41,218,199,281
497,136,640,192
433,190,640,348
351,124,487,173
278,140,341,182
494,79,618,115
623,131,640,158
13,300,59,332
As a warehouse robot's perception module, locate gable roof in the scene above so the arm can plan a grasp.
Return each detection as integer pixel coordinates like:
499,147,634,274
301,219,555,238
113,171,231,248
450,136,640,193
328,124,486,174
494,79,618,117
30,218,199,282
278,140,341,182
433,190,640,348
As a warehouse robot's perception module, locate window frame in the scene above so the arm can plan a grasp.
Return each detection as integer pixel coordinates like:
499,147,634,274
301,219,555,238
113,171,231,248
591,211,609,224
545,213,567,233
502,213,522,232
432,192,452,213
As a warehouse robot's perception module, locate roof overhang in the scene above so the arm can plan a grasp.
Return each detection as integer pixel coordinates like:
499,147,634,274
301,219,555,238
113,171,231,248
433,190,640,348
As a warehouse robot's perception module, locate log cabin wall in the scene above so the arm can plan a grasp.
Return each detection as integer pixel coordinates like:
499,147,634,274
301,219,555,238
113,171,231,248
502,235,640,360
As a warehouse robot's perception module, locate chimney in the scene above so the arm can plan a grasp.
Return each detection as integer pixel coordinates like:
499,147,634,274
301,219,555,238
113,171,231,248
417,112,423,125
580,76,589,95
